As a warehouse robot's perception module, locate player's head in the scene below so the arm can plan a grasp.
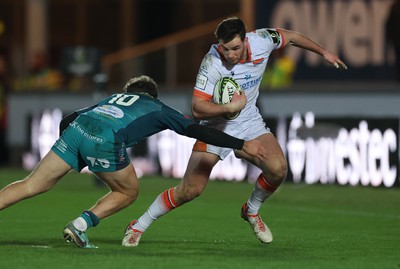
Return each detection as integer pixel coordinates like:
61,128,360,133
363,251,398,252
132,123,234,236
214,17,246,43
123,75,158,98
214,17,247,65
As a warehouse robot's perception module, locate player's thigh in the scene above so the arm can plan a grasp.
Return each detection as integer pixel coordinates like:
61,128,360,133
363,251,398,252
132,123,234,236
94,163,139,197
26,150,72,191
237,133,286,172
180,151,219,191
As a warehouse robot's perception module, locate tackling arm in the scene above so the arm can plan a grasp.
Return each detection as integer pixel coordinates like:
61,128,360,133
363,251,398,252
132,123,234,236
185,124,244,149
185,124,268,159
185,124,267,160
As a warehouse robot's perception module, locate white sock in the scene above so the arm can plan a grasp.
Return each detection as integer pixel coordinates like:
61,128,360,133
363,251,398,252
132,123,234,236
72,217,88,231
246,188,271,215
133,188,177,232
246,174,278,215
134,206,159,232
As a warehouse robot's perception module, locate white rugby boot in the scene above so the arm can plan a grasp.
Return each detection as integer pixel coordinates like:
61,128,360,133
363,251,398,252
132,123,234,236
241,203,273,243
122,220,143,247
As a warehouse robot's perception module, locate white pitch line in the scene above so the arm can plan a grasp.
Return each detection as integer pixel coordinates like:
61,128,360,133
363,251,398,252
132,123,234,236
30,245,51,248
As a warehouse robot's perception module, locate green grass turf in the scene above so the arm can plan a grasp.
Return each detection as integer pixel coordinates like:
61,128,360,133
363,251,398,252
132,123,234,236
0,168,399,269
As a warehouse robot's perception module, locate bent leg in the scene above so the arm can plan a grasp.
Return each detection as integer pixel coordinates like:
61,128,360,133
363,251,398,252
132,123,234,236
67,163,138,236
132,151,219,234
64,163,139,248
175,151,220,203
90,163,139,219
236,133,287,186
0,150,71,210
236,133,287,243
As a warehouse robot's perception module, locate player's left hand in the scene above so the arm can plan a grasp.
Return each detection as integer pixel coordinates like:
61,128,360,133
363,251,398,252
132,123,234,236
323,52,348,70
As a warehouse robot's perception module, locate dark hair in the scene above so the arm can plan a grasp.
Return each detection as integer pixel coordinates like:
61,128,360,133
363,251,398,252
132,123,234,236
214,17,246,43
123,75,158,98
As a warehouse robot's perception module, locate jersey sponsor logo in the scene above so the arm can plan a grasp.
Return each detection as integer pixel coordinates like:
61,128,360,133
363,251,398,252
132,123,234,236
93,105,124,118
195,74,208,90
267,29,281,45
240,76,262,90
257,28,270,39
86,156,110,169
71,122,105,143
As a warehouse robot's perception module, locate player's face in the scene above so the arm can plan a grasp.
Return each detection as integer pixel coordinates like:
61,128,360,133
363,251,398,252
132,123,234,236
219,35,246,65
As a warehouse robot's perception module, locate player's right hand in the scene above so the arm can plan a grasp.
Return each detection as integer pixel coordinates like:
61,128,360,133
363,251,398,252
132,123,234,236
227,91,247,113
242,140,268,160
323,51,347,70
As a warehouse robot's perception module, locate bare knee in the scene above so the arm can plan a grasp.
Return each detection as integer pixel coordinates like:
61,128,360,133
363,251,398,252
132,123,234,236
276,158,288,180
122,188,139,207
265,159,287,184
175,183,205,204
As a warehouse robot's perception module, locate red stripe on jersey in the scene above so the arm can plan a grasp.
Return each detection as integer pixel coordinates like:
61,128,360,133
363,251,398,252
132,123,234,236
253,58,264,64
193,140,207,152
239,37,252,63
217,44,226,61
276,28,286,47
193,89,212,101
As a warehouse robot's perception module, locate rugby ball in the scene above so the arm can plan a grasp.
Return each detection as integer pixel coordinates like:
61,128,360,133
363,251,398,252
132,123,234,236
213,77,242,120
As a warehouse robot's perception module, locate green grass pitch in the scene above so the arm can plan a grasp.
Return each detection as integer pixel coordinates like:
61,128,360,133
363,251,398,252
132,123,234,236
0,168,399,269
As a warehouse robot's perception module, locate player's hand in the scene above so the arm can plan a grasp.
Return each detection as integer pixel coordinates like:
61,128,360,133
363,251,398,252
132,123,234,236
227,91,247,113
242,140,268,160
323,51,348,70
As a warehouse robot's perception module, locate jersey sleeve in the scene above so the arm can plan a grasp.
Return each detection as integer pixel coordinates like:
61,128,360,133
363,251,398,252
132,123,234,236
193,48,223,101
255,28,285,50
160,104,196,134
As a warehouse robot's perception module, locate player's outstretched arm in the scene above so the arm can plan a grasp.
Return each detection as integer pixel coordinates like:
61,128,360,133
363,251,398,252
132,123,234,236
279,29,348,70
185,124,267,159
184,123,267,159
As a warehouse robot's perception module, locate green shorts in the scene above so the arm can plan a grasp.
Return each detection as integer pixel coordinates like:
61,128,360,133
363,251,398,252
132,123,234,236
52,115,130,172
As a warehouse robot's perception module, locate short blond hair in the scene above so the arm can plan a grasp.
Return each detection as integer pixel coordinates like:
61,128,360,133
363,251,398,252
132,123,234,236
123,75,158,98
